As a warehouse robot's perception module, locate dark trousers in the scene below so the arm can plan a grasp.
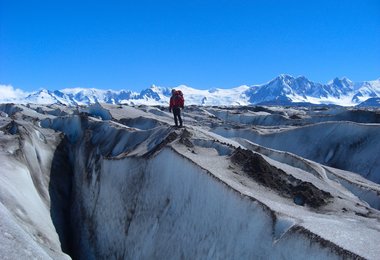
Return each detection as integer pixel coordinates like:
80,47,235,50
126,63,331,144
173,107,183,127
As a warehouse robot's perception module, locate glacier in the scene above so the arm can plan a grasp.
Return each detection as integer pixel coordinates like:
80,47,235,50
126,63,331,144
0,102,380,259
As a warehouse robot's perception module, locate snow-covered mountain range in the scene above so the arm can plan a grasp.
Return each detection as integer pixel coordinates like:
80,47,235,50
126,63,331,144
1,75,380,106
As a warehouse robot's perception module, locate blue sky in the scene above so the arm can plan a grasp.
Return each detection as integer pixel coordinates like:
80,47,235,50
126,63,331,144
0,0,379,92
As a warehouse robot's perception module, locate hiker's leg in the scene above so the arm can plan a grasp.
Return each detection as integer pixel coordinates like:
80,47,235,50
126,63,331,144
173,108,179,126
178,112,182,127
173,113,178,126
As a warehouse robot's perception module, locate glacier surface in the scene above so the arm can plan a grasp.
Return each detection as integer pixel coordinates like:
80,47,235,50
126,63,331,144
0,103,380,259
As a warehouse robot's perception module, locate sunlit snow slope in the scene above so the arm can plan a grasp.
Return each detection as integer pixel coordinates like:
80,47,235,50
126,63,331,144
0,103,380,259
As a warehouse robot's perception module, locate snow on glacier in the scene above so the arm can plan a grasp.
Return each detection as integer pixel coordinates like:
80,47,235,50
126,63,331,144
1,103,380,259
212,119,380,184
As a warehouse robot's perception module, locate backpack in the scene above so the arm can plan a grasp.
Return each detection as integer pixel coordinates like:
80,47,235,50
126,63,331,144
173,90,184,107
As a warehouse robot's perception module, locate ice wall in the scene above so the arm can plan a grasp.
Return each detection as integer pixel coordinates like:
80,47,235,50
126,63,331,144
67,146,347,259
0,116,70,259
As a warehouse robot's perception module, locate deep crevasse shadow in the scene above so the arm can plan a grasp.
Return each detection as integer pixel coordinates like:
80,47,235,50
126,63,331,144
49,135,75,258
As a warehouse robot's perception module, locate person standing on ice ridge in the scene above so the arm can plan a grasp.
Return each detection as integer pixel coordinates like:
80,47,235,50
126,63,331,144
169,89,184,127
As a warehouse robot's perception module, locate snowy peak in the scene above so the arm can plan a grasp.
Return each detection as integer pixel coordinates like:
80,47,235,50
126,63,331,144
328,77,354,87
138,85,169,101
247,75,327,104
325,77,354,98
25,89,64,105
275,74,295,84
246,76,295,104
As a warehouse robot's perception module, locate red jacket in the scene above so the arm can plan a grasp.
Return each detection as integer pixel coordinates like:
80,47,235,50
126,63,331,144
170,91,184,109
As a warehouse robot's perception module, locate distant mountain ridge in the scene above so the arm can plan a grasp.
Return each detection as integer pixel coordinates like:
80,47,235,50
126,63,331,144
2,75,380,107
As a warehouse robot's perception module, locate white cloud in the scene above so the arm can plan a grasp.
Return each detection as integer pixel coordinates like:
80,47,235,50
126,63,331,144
0,84,28,100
